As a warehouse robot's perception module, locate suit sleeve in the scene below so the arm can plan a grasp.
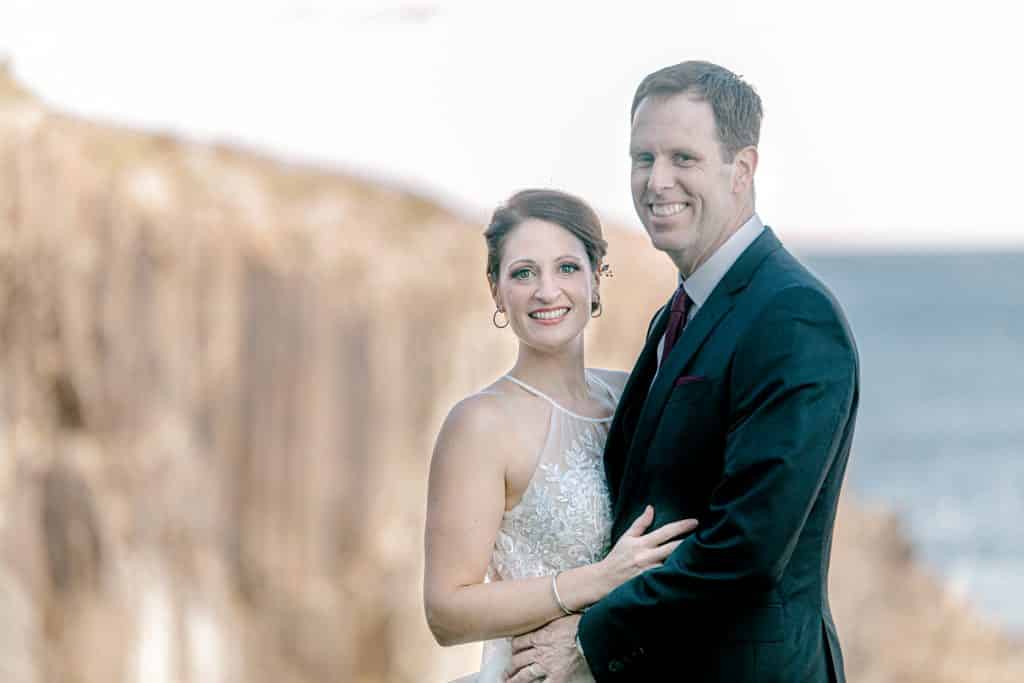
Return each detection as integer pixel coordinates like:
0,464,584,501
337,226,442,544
578,285,858,679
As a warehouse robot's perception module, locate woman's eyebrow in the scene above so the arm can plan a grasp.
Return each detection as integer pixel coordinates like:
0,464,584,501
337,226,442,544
507,255,582,268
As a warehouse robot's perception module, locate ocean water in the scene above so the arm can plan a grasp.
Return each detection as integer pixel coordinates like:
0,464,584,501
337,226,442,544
801,251,1024,634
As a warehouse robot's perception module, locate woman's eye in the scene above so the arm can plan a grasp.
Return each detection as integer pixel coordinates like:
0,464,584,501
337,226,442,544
512,269,533,281
559,263,580,274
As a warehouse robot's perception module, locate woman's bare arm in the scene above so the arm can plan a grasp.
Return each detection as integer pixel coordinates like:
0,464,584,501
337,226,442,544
423,394,694,646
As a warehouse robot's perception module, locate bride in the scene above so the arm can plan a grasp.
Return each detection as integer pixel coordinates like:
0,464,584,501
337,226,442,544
424,189,696,682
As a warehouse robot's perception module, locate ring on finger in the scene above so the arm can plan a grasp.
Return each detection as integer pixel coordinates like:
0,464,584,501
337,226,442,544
529,663,544,679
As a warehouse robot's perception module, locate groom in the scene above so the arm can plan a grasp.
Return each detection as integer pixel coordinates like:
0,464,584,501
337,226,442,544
508,61,859,682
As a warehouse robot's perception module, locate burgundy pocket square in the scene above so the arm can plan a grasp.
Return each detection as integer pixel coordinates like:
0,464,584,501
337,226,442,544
674,375,707,386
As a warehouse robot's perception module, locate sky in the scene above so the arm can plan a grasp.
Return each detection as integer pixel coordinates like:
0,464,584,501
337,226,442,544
1,0,1022,249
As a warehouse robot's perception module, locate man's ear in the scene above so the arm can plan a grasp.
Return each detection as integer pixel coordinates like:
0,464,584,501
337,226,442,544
732,146,759,194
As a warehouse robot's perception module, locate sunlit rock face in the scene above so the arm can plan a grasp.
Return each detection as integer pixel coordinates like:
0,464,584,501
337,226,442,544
0,65,1021,683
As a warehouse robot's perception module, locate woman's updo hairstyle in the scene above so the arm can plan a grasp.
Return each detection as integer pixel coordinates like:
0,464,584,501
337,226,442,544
483,189,608,292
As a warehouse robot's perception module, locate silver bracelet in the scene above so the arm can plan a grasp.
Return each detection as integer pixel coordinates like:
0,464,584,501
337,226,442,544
551,571,579,616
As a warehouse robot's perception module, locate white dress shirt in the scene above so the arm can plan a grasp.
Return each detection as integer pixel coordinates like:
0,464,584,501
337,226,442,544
654,213,765,373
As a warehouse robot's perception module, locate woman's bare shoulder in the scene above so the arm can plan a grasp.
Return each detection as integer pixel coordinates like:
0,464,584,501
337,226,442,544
440,391,510,447
435,380,545,460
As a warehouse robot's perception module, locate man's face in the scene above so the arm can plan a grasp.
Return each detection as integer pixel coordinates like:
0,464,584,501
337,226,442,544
629,92,748,275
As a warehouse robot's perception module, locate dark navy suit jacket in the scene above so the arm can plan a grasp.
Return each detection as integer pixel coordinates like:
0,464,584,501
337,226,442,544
578,228,859,682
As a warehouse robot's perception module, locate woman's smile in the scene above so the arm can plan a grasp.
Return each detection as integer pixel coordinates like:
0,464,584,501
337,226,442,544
528,306,572,324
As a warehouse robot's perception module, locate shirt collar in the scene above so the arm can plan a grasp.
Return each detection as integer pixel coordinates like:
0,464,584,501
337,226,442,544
682,213,765,308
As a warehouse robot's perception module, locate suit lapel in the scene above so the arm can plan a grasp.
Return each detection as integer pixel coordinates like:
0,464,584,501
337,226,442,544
630,294,734,453
623,228,784,471
604,301,671,495
620,303,672,425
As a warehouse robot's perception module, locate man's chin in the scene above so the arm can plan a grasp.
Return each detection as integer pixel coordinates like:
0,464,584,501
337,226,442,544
647,229,695,256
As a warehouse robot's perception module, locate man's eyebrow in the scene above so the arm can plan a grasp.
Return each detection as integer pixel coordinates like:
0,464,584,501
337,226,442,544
631,145,701,157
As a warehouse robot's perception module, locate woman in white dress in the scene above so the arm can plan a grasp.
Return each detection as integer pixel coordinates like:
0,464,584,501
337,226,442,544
424,189,697,682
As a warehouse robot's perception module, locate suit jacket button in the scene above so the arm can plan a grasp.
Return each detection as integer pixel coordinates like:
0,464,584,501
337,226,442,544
609,660,624,673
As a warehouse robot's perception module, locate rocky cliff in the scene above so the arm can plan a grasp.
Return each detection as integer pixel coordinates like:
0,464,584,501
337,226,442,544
0,63,1020,682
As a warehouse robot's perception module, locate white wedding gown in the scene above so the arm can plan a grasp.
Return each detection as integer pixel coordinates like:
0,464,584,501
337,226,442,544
452,370,621,683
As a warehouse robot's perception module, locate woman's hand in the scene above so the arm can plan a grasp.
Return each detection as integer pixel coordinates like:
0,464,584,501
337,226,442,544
596,505,697,594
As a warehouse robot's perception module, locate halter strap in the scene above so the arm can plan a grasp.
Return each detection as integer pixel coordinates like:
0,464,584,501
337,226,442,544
501,373,614,423
587,371,619,403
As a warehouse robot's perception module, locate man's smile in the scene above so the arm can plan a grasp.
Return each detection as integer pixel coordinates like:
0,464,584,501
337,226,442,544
650,202,692,217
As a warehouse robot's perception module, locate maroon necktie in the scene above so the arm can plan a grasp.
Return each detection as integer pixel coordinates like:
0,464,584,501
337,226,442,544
661,285,693,363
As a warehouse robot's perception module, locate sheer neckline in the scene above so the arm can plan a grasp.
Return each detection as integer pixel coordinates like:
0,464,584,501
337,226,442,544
501,372,614,423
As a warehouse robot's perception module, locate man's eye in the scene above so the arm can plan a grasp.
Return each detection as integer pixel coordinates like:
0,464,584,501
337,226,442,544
512,269,533,280
675,153,694,165
633,156,653,168
559,263,580,274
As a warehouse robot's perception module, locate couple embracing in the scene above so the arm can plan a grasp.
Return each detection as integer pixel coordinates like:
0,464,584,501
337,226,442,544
424,60,859,683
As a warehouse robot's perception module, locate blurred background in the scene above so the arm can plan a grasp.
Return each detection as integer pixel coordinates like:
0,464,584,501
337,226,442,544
0,1,1021,682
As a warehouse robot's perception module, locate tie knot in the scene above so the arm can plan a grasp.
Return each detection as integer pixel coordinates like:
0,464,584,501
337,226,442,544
661,285,692,364
670,285,692,316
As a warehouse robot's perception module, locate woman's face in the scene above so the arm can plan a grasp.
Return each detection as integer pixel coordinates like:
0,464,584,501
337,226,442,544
492,219,599,353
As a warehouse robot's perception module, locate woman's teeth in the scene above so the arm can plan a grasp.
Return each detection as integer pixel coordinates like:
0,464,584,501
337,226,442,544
529,308,570,320
651,202,689,217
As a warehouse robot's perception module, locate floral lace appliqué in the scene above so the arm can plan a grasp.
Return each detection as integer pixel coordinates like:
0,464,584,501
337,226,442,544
488,424,613,581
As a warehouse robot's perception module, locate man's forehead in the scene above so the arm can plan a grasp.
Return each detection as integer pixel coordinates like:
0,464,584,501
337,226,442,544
633,90,708,119
631,96,716,142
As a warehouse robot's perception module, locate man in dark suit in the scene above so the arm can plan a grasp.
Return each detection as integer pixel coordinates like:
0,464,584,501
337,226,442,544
508,61,859,682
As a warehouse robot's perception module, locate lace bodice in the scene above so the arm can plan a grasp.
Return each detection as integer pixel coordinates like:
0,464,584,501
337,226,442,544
466,370,620,683
487,372,616,581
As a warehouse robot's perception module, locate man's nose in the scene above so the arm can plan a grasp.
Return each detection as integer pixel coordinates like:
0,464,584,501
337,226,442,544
647,157,674,192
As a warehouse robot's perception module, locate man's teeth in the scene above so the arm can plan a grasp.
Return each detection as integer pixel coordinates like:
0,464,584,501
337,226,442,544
530,308,570,320
651,202,689,217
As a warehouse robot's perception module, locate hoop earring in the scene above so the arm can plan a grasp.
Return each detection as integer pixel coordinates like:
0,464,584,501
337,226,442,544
492,308,510,328
591,300,603,318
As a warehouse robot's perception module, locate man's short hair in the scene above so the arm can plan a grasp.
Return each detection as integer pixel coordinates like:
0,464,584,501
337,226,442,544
631,61,763,162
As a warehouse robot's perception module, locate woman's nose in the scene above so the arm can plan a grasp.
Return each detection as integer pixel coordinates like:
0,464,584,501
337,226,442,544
533,274,561,301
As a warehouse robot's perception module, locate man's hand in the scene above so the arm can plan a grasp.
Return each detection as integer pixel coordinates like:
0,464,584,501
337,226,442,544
506,615,591,683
